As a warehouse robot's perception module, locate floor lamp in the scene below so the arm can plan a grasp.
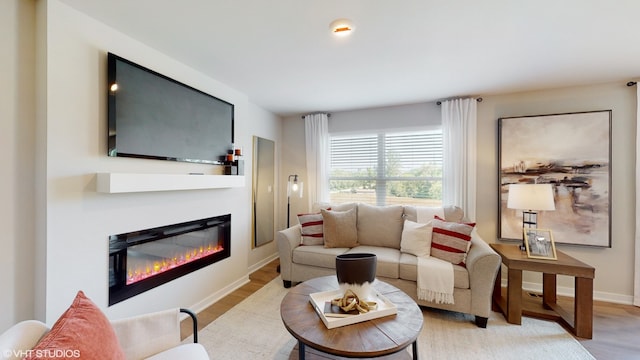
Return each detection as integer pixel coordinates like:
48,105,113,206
287,174,303,228
507,183,555,250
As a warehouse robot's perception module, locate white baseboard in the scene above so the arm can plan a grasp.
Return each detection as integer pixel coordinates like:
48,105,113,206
187,276,250,315
185,254,280,316
248,253,279,274
499,279,635,305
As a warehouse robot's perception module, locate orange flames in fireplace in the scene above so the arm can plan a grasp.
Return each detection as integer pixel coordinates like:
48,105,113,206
126,243,224,285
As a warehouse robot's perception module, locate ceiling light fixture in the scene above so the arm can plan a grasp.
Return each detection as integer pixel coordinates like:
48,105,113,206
329,18,355,37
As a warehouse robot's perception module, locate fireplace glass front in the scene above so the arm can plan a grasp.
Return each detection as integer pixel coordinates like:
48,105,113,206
109,214,231,305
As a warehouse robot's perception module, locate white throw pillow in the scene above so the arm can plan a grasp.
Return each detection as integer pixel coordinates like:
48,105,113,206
400,219,433,257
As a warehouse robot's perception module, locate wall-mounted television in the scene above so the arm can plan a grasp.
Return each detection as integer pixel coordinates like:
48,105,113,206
107,52,234,164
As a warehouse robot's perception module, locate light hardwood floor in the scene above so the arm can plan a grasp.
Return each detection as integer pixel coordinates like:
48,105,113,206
578,299,640,359
182,259,640,360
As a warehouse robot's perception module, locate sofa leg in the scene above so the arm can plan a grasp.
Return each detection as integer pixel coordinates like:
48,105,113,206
283,280,292,288
475,316,488,328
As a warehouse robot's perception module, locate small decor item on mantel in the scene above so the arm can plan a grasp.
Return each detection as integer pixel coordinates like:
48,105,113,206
223,144,244,175
335,253,377,300
523,228,557,260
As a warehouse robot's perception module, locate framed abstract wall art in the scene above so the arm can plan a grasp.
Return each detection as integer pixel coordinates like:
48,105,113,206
498,110,612,247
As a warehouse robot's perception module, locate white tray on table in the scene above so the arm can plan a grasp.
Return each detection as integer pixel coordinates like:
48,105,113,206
308,288,398,329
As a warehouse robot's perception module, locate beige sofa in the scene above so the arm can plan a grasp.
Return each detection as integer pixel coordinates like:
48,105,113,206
277,203,501,328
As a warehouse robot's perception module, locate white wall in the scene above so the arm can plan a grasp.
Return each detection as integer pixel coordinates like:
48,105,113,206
11,0,281,326
0,0,281,332
329,102,440,134
246,103,282,271
280,116,308,229
0,0,37,330
282,83,637,304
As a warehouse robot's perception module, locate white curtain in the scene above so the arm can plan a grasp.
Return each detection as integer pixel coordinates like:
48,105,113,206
304,113,330,212
441,98,478,221
635,86,640,307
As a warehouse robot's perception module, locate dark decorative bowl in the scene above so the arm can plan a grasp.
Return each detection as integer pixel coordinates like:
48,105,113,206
335,253,377,285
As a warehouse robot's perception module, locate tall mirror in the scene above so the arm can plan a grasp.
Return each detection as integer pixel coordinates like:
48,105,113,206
252,136,275,248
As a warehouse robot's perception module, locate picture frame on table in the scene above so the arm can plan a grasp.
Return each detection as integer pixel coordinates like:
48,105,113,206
523,228,557,260
498,110,612,248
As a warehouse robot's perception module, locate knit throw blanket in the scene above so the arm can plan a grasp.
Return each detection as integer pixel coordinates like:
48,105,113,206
415,206,454,304
417,256,454,304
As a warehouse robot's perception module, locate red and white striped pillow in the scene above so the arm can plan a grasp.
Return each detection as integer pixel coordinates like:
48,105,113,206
297,212,325,245
430,215,475,266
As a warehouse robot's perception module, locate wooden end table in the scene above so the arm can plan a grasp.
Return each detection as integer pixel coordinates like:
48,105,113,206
490,243,595,339
280,276,423,359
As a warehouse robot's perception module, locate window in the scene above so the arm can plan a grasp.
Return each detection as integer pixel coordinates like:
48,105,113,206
329,130,443,206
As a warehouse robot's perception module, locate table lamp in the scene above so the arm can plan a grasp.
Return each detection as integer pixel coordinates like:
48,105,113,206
507,183,555,250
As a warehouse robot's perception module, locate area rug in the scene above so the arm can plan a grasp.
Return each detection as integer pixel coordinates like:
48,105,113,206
191,277,595,360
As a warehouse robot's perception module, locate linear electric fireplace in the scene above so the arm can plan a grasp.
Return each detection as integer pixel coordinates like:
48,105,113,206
109,214,231,305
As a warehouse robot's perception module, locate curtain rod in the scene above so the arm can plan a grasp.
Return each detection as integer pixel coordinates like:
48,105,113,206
436,97,483,106
301,113,331,119
435,82,638,101
300,96,485,117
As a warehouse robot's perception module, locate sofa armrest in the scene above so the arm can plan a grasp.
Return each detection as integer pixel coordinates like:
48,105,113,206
276,224,302,283
464,231,501,317
111,308,182,359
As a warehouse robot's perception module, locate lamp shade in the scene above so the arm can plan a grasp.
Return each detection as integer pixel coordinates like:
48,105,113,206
507,184,555,211
287,175,303,198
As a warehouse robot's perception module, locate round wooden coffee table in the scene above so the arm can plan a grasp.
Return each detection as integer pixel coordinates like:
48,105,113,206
280,276,423,359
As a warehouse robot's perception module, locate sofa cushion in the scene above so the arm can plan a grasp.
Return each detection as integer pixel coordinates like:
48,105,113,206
356,203,404,248
400,219,433,257
322,208,359,248
345,246,401,279
398,253,470,289
403,205,464,223
293,245,349,269
430,216,475,266
298,212,325,246
26,291,125,360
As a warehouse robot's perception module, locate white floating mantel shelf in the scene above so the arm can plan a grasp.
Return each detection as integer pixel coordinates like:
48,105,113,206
96,172,245,194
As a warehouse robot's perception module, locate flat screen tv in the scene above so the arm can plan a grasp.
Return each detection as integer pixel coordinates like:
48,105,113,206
107,52,234,164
